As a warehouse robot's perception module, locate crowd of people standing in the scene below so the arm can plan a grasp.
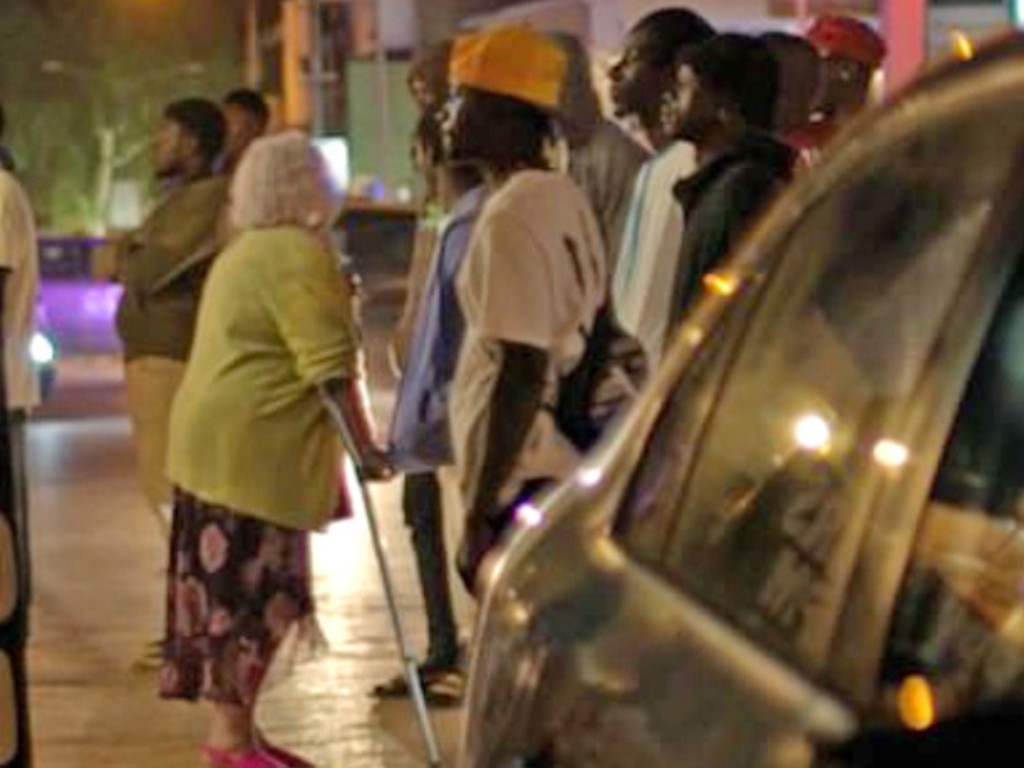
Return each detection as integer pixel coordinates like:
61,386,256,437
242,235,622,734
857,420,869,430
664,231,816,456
385,5,886,714
4,6,891,768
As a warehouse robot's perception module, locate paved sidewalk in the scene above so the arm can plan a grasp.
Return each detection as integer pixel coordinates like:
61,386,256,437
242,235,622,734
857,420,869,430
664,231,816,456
26,356,466,767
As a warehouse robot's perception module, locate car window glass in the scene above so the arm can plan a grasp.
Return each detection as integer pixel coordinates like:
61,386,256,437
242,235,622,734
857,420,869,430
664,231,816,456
883,257,1024,720
613,304,750,566
615,100,1024,675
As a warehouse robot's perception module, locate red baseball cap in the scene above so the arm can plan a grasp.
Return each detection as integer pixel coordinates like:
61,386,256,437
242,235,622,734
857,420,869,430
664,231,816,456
806,15,887,68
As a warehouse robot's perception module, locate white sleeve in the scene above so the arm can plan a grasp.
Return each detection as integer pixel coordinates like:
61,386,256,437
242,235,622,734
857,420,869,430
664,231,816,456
0,175,32,273
0,177,18,271
466,209,558,351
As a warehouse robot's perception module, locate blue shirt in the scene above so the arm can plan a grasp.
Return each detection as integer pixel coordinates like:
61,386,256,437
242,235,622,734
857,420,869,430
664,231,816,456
389,186,485,472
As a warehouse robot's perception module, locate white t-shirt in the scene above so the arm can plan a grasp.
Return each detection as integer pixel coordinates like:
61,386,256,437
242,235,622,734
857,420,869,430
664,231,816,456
451,170,606,509
612,141,697,364
0,171,39,410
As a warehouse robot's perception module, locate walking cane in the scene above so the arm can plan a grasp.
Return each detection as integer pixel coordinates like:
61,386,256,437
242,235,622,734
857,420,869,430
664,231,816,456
321,394,444,768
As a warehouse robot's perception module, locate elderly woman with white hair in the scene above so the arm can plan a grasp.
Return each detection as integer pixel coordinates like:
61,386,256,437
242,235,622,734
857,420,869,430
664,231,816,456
159,130,387,768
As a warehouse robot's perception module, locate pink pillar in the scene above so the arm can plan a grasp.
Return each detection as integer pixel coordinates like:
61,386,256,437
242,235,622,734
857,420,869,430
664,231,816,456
881,0,928,94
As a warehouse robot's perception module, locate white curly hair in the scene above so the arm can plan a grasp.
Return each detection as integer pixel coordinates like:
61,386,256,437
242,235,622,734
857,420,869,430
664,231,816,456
229,129,340,231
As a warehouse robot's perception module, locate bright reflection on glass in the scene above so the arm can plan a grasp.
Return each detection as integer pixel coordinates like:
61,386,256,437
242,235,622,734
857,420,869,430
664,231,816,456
873,439,910,468
898,675,936,731
949,30,975,61
703,271,739,297
578,467,603,488
683,326,705,346
793,413,832,453
516,503,544,528
504,600,531,628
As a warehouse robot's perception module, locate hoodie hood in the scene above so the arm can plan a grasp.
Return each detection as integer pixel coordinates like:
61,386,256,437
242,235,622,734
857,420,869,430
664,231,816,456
674,131,795,208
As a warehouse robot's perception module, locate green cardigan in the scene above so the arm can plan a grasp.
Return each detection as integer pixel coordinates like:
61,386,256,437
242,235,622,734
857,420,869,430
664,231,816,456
115,175,229,361
166,227,360,530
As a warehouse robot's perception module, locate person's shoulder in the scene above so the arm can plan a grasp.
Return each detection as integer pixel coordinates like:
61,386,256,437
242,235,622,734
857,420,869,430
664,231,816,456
0,169,27,197
243,226,323,252
596,121,650,163
226,228,331,282
197,173,231,199
177,173,230,206
645,141,697,183
492,170,587,212
0,169,33,214
447,185,487,225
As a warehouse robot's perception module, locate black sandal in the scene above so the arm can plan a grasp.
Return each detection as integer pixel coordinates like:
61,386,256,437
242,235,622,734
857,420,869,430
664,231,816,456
420,670,464,707
371,666,464,705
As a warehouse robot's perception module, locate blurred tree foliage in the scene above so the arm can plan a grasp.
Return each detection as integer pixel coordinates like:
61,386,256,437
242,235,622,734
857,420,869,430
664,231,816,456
0,0,245,233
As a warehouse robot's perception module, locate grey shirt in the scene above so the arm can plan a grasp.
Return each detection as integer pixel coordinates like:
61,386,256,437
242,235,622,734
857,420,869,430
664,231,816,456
568,120,649,273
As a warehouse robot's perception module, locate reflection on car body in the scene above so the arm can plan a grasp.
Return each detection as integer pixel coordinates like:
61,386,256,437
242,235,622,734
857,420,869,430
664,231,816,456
460,33,1024,768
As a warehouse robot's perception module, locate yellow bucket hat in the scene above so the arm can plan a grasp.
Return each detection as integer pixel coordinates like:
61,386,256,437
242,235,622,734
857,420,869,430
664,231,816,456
449,26,568,110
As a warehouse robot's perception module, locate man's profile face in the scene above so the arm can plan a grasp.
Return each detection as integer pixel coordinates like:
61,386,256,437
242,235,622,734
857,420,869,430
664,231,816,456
608,34,664,119
154,118,190,179
818,55,872,114
667,65,716,144
223,103,265,164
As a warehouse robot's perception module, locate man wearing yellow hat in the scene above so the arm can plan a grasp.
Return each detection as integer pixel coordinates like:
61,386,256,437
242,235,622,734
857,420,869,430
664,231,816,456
445,26,606,590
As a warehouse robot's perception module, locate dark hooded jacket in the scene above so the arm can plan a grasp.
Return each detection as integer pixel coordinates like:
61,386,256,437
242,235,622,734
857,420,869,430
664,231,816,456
669,132,794,324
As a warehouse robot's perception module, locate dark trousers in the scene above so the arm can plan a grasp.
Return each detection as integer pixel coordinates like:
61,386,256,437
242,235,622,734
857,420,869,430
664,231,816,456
9,410,29,609
403,472,458,666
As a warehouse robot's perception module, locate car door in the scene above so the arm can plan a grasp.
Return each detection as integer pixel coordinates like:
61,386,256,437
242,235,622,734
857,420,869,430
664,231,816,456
601,36,1024,768
460,36,1024,768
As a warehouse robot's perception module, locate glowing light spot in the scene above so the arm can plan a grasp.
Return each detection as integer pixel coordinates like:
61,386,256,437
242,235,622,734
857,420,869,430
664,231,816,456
898,675,936,731
703,272,739,297
873,439,909,468
313,136,351,192
793,413,832,453
516,504,544,528
949,30,974,61
683,327,705,346
578,467,603,488
30,333,55,365
505,600,531,628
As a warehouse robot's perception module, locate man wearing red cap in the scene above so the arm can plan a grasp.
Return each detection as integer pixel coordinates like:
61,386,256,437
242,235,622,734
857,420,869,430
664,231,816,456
791,14,887,157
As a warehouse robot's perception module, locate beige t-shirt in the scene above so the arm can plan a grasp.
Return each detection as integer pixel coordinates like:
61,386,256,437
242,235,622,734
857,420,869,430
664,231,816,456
451,171,606,510
0,171,39,410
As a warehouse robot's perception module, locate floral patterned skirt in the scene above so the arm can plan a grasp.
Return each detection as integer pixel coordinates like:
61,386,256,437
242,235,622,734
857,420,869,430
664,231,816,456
159,488,314,706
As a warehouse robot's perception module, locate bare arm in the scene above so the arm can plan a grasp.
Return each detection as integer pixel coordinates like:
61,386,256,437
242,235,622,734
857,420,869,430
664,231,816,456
318,377,391,480
458,341,548,589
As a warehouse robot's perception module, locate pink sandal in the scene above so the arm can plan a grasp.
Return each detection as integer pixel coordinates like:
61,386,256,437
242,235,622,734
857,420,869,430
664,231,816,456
200,744,287,768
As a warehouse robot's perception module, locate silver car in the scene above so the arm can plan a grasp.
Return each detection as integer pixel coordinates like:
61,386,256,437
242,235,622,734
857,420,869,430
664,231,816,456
461,33,1024,768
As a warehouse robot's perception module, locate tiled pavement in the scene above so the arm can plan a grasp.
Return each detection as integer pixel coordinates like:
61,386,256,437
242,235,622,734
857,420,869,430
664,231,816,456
26,299,467,767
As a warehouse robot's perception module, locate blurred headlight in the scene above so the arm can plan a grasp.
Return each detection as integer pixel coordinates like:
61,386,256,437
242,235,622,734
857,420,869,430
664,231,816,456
30,333,56,365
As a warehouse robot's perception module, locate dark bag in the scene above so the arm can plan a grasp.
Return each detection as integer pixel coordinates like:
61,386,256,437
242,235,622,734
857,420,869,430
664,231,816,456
554,303,648,451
